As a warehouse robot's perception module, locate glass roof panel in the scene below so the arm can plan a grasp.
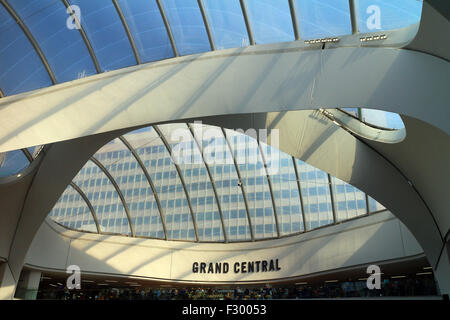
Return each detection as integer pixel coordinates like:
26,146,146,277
93,138,164,239
260,144,304,236
117,0,174,63
202,0,250,49
69,0,136,71
356,0,423,33
158,123,224,242
72,160,131,235
0,149,29,177
295,159,334,230
123,127,196,241
0,3,52,95
245,0,295,44
9,0,97,83
368,195,385,212
295,0,352,40
191,123,251,242
361,109,405,130
341,107,359,118
161,0,211,55
331,176,367,222
225,129,278,240
27,145,43,159
46,123,390,242
49,184,98,233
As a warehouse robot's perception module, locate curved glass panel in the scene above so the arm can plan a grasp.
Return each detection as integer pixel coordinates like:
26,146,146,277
49,184,97,233
9,0,96,83
295,0,352,40
191,123,251,242
356,0,422,33
368,195,385,212
295,159,334,230
330,176,367,222
161,0,211,55
93,138,164,239
27,145,43,159
48,123,390,242
0,3,52,95
0,149,29,177
159,123,224,242
69,0,136,71
361,109,405,130
260,144,304,236
225,129,277,239
203,0,249,49
117,0,174,63
341,107,360,118
123,127,196,241
72,160,131,235
246,0,294,44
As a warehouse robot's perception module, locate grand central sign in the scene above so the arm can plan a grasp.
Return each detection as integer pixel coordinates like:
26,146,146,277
192,259,281,274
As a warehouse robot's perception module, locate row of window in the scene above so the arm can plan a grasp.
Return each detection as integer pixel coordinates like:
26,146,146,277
61,219,323,239
80,158,324,179
59,185,351,208
53,198,366,222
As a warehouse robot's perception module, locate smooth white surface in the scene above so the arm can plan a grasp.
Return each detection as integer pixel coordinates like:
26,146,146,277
24,212,423,283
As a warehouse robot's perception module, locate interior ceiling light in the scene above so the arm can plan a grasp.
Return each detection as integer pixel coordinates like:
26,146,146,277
360,34,387,42
304,37,339,44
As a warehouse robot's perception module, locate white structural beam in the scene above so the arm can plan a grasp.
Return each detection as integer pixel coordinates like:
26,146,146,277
24,211,425,285
0,37,447,154
0,1,449,297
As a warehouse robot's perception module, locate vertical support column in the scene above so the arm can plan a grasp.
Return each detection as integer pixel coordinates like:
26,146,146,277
15,269,41,300
0,263,16,300
288,0,300,40
257,142,280,238
365,193,370,214
187,124,227,242
434,240,450,296
156,0,179,57
327,173,337,224
239,0,255,45
62,0,101,73
112,0,141,64
221,128,254,241
154,126,199,242
197,0,215,51
292,156,307,232
349,0,359,35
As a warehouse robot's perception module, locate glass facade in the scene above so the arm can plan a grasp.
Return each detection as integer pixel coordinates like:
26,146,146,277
45,123,386,242
340,108,405,130
0,149,29,177
0,0,422,98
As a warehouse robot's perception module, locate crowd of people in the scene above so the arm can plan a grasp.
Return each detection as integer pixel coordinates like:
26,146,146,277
36,275,438,300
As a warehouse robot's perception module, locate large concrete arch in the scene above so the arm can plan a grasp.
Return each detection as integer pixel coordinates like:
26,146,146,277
0,0,448,298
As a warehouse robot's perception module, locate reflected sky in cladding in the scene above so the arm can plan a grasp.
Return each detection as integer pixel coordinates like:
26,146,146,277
9,0,97,83
161,0,211,55
0,0,422,96
117,0,174,62
69,0,136,71
0,2,52,95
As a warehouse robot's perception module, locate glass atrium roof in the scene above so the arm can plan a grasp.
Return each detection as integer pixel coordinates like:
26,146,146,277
46,123,386,242
0,1,421,241
0,0,423,97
